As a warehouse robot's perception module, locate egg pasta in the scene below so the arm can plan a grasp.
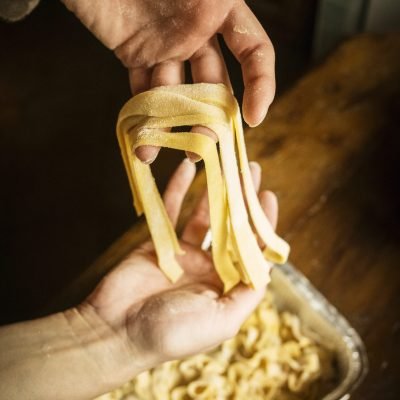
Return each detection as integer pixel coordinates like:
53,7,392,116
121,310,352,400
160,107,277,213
116,83,290,292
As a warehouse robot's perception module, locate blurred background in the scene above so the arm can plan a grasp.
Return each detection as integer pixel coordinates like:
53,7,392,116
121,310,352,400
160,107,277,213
0,0,399,324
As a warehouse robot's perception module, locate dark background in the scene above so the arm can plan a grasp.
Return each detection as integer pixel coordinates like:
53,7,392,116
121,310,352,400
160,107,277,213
0,0,318,324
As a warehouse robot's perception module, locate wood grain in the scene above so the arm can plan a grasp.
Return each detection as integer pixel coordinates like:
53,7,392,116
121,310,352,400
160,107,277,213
46,33,400,399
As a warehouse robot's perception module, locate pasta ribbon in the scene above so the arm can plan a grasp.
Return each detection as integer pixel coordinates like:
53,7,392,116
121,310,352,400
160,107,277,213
117,83,290,291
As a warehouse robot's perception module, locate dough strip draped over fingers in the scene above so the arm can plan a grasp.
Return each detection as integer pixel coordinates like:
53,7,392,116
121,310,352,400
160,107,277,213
116,83,290,292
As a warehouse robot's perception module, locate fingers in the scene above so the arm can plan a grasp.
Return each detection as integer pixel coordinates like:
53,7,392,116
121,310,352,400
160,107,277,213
245,162,279,241
190,36,231,89
129,67,152,95
186,126,217,162
151,60,185,88
181,190,209,246
259,190,278,230
249,161,262,193
221,3,275,127
129,67,155,163
188,37,231,162
163,159,196,227
135,61,185,163
218,283,265,339
182,161,261,247
242,161,262,217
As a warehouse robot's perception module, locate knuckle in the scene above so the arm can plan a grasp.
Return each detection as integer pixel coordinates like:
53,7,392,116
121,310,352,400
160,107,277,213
115,45,154,69
252,42,275,64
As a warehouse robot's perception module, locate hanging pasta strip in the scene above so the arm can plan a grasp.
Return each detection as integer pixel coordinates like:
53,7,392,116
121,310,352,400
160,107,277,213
159,83,290,263
231,99,290,264
133,129,240,291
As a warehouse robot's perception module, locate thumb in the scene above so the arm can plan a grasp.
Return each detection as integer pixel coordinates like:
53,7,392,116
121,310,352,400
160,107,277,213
217,283,266,339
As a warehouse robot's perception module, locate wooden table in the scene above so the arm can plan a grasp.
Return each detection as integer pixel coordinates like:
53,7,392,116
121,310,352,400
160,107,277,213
48,34,400,399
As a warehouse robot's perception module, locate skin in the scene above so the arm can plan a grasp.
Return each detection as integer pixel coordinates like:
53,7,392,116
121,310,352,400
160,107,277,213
0,161,279,399
62,0,276,162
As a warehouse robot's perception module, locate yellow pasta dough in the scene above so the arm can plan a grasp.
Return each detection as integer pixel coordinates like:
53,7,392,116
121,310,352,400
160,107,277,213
117,83,290,292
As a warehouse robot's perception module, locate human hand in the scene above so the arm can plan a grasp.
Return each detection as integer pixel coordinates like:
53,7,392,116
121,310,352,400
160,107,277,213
62,0,275,161
79,159,279,382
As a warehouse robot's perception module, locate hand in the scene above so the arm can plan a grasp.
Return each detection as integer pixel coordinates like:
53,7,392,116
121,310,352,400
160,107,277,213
62,0,275,161
0,160,278,400
79,159,279,381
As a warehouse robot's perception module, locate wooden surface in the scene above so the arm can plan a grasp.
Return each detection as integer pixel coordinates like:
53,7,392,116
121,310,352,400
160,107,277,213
47,34,400,399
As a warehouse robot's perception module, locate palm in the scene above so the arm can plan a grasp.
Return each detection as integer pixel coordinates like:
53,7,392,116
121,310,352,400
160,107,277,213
87,239,233,362
64,0,229,58
85,160,278,368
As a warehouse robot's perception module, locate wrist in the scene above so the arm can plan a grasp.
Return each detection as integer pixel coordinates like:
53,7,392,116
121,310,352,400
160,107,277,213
64,302,144,391
0,307,140,400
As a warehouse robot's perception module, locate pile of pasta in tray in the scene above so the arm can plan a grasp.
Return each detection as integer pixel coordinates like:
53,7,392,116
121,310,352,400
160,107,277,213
96,290,335,400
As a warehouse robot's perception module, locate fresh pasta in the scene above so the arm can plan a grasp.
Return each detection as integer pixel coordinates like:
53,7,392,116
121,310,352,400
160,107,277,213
95,291,335,400
103,84,334,399
116,83,290,292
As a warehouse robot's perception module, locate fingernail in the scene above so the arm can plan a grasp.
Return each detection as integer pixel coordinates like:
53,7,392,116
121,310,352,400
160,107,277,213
181,158,197,175
183,157,196,166
249,161,261,171
188,154,202,163
142,154,157,165
247,107,269,128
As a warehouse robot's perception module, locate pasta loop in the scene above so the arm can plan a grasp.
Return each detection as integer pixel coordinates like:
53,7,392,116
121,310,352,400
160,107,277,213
117,83,290,291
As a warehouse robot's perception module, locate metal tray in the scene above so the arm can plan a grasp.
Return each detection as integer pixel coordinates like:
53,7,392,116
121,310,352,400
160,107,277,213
270,263,368,400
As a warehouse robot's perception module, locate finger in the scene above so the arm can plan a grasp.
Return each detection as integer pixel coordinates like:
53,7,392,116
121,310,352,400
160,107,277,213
242,161,262,219
175,250,223,290
129,67,152,95
221,3,275,127
182,161,261,247
249,161,262,193
259,190,278,230
188,37,231,162
187,126,217,162
163,159,196,227
135,61,185,163
218,283,265,339
151,60,185,88
190,36,231,89
181,189,209,246
182,161,261,246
